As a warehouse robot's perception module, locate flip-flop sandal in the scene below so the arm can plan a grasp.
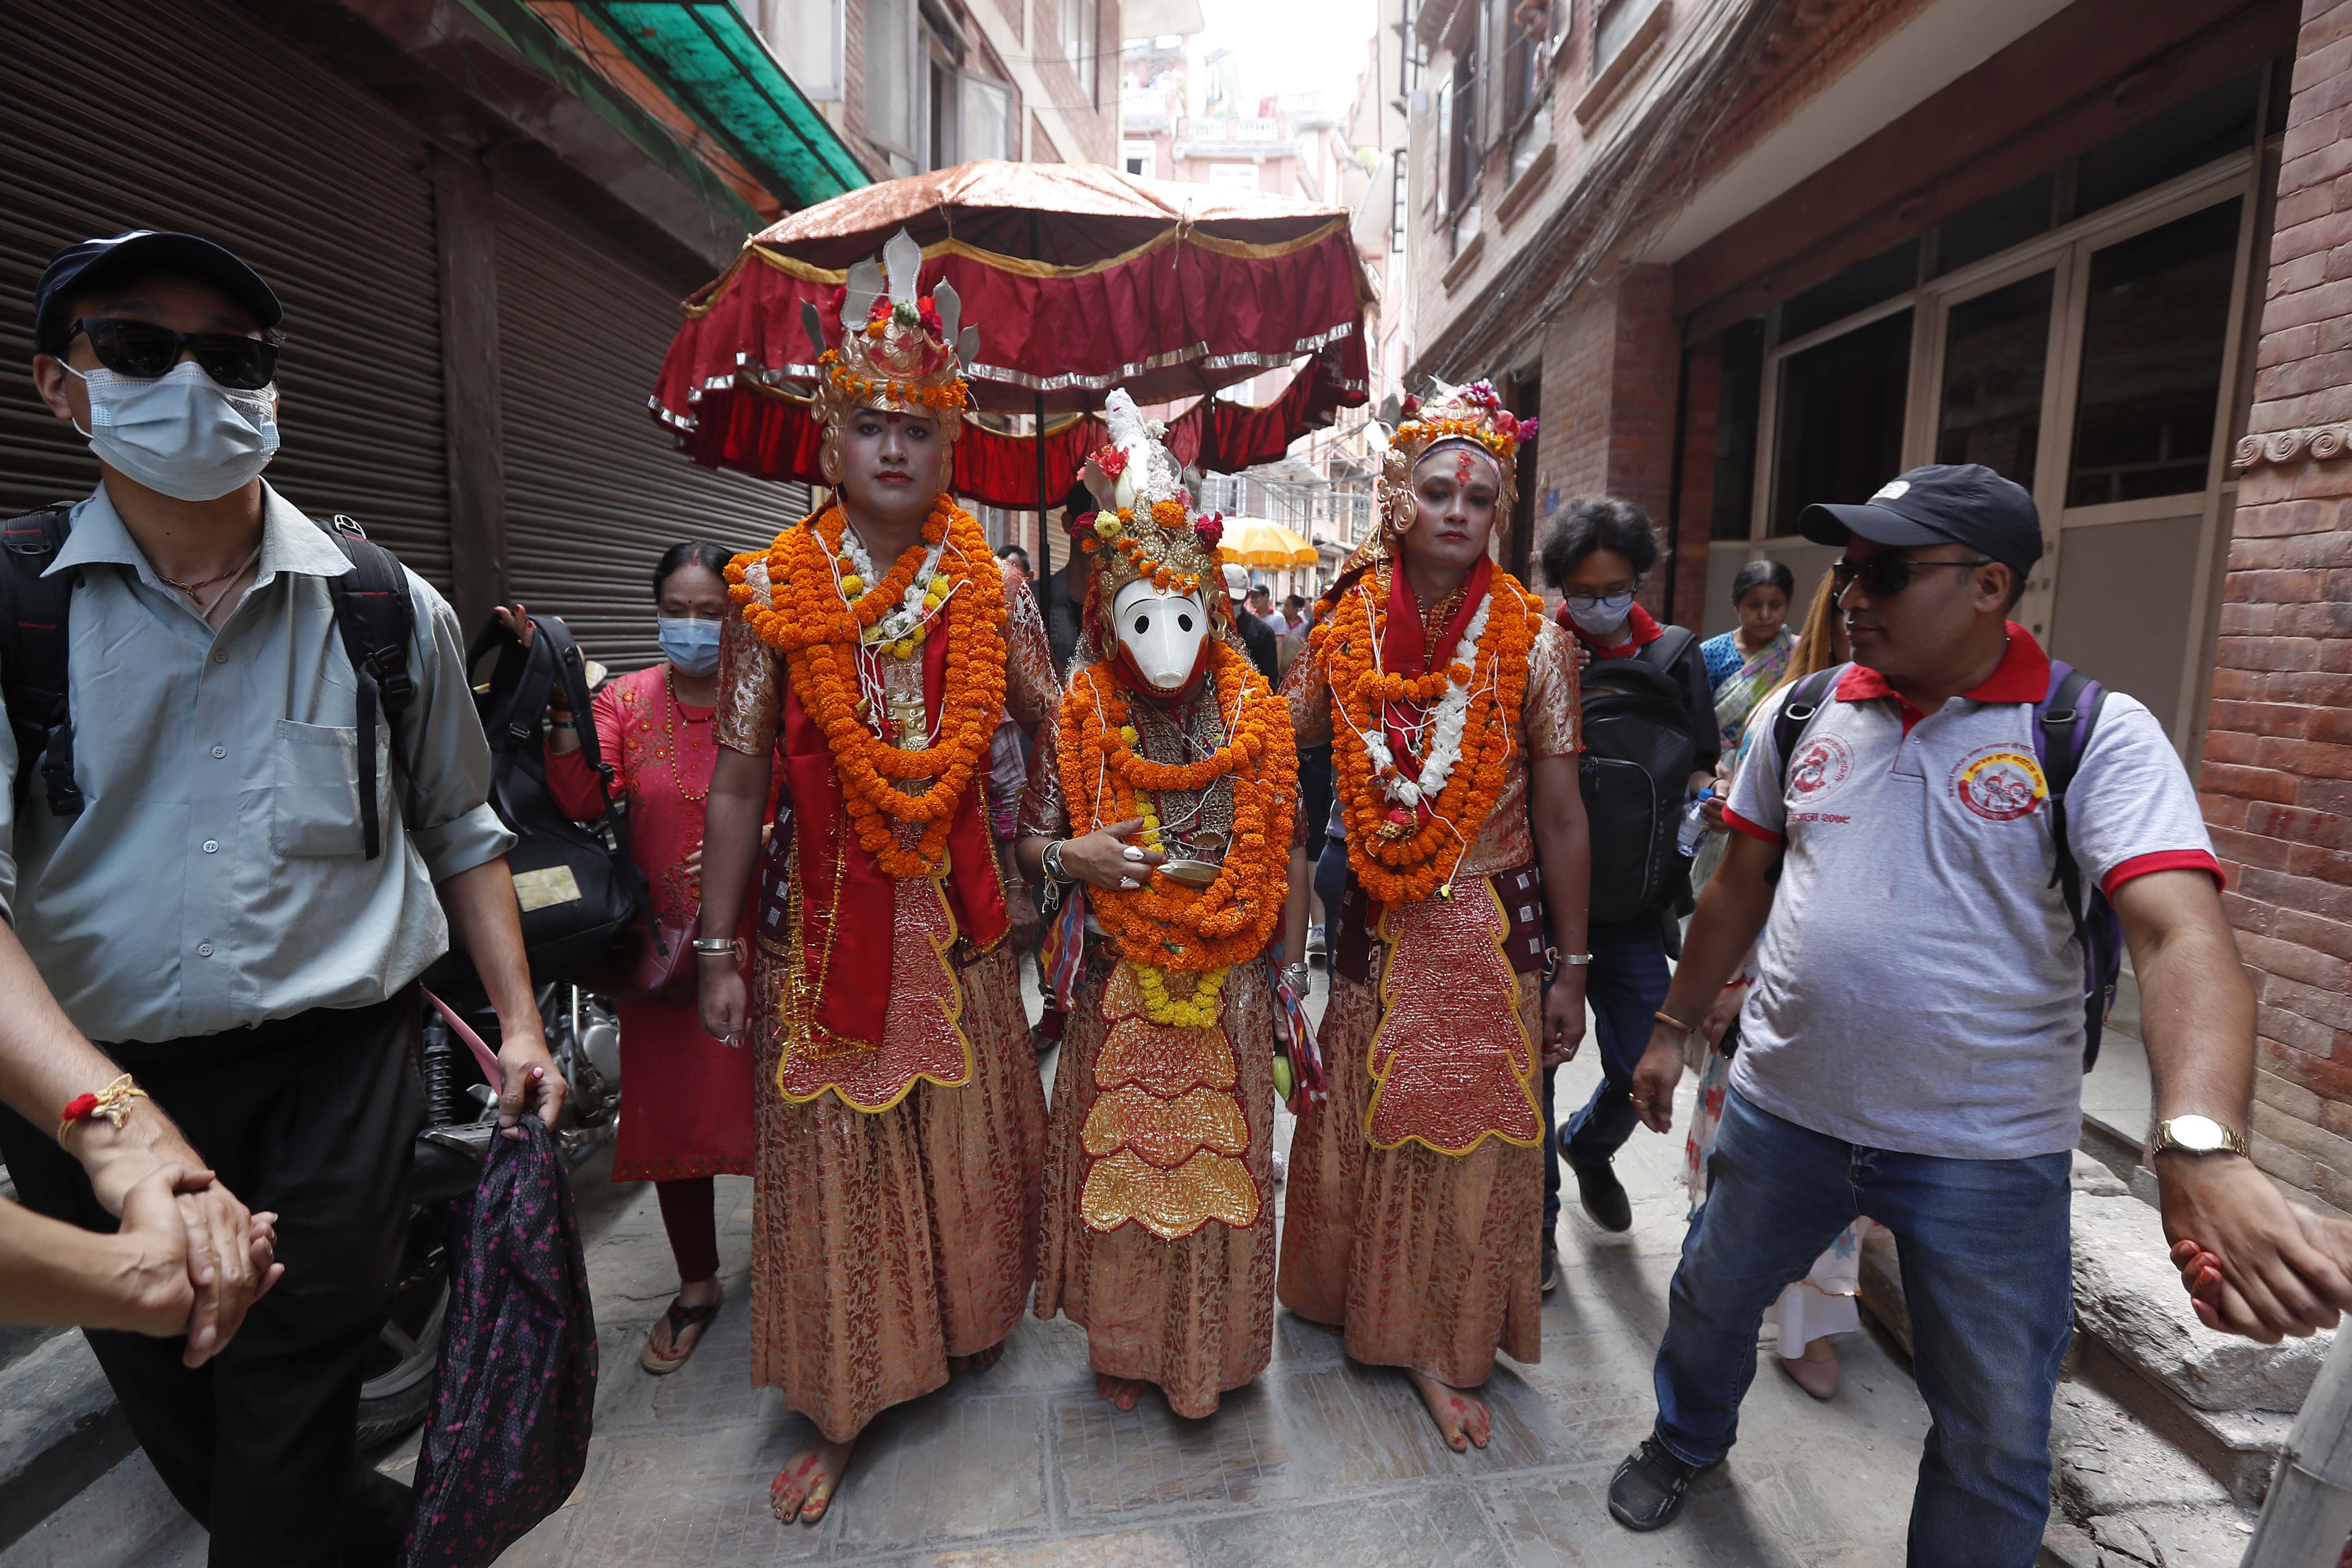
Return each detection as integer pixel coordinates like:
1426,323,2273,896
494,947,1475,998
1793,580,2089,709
639,1294,721,1375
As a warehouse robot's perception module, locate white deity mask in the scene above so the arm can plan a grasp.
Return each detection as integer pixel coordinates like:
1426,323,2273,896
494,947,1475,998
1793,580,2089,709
1112,578,1210,692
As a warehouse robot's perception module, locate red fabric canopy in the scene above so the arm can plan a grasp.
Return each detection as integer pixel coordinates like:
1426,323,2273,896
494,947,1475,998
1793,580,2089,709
649,160,1373,499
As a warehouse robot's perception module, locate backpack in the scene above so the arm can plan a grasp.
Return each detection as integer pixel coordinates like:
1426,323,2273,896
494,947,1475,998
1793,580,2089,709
1770,659,2122,1069
428,612,650,991
1578,625,1702,925
0,502,420,861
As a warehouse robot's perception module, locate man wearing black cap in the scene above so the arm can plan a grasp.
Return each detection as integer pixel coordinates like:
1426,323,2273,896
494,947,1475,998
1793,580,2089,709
1601,464,2352,1560
6,231,562,1565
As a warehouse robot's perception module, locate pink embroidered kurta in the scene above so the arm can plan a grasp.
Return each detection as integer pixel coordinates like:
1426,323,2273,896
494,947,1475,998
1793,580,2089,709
547,662,766,1183
1275,609,1581,1388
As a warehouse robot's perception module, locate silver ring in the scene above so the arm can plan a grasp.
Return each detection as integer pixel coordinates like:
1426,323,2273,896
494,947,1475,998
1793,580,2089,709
1119,875,1140,889
1121,845,1146,863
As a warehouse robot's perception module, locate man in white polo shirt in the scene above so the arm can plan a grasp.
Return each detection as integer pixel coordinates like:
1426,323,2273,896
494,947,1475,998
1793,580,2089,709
1603,464,2352,1561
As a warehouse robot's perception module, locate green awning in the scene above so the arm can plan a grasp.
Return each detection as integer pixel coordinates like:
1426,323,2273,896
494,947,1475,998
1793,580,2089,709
572,1,870,209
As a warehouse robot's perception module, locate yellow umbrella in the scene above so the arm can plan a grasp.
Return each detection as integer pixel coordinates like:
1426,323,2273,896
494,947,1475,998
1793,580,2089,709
1216,517,1318,569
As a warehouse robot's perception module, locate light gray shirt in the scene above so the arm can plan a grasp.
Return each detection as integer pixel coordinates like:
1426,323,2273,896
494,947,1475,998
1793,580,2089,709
0,483,516,1044
1721,637,2217,1160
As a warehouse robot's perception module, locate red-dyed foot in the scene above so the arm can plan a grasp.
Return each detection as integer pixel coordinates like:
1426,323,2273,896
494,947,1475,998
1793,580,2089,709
769,1434,854,1525
1405,1368,1490,1451
1095,1371,1148,1411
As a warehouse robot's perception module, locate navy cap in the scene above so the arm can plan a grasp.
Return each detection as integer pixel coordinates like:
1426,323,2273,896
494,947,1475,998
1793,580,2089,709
32,231,281,357
1799,463,2044,579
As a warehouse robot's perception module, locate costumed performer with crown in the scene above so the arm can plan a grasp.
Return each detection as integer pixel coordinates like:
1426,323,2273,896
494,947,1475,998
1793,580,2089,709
1273,380,1592,1451
1016,390,1300,1417
695,231,1058,1526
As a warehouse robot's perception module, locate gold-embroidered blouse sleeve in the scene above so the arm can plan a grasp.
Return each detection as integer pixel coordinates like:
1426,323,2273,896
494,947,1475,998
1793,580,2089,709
1523,618,1582,760
1280,634,1334,748
1004,582,1062,734
715,560,783,757
1019,709,1070,839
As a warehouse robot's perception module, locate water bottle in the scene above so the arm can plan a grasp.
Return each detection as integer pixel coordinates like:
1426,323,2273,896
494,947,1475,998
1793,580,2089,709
1676,788,1714,858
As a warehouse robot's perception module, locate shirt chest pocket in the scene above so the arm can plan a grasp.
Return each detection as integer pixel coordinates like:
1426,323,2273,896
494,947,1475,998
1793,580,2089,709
270,719,391,858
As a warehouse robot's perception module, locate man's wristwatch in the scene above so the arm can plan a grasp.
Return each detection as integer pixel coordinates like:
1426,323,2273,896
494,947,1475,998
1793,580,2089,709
2150,1115,2250,1158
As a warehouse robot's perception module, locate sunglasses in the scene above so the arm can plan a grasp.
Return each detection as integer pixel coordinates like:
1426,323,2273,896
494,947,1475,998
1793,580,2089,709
68,318,279,391
1831,554,1993,599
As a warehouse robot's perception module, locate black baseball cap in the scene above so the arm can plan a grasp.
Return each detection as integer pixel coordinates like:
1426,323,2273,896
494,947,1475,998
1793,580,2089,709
32,231,281,357
1798,463,2044,579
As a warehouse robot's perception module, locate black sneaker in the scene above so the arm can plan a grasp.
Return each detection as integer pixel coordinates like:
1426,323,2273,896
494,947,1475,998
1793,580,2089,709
1608,1435,1715,1531
1572,1162,1632,1233
1540,1235,1560,1294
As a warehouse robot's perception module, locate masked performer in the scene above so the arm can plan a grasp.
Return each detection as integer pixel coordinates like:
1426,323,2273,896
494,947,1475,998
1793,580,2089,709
1274,381,1592,1451
696,233,1055,1525
1016,391,1297,1417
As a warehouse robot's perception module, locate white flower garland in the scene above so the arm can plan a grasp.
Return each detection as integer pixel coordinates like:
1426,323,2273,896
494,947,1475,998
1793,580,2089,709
833,520,947,647
1362,591,1491,807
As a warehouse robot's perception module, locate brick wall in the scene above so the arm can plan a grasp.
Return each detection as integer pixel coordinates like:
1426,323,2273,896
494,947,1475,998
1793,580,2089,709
1670,337,1723,634
1525,266,1681,614
2201,0,2352,1211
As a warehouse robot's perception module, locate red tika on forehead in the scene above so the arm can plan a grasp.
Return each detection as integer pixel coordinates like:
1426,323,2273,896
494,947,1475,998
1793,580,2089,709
1454,451,1477,484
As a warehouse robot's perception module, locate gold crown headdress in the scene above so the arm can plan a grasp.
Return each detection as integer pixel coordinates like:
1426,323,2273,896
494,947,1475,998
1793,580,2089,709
1374,378,1534,538
801,229,978,480
1071,389,1227,614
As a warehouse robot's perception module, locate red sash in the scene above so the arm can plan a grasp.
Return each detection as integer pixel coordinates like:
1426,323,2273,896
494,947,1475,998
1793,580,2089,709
776,596,1009,1047
1377,556,1491,818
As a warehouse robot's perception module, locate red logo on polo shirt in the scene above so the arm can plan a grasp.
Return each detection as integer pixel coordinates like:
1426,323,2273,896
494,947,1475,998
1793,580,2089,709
1787,735,1854,802
1949,746,2048,822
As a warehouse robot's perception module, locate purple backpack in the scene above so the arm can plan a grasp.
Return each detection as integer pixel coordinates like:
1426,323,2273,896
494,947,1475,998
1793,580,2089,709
1773,658,2121,1068
399,1112,598,1567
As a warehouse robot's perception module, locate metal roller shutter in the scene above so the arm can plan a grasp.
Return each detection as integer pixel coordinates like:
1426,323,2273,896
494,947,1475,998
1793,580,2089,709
0,0,450,587
497,192,806,672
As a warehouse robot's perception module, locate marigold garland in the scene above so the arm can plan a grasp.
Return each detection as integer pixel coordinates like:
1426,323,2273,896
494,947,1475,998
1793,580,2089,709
727,495,1007,879
1059,643,1296,1024
1314,564,1545,906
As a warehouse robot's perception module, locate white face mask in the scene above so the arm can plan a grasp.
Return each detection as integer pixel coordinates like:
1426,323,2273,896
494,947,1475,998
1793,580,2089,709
1112,579,1209,692
68,361,279,502
1562,591,1636,637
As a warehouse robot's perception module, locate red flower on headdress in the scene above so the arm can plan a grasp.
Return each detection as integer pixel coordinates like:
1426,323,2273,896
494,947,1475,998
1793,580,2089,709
827,284,847,313
1400,393,1421,416
1092,444,1128,479
1494,410,1518,438
1519,416,1540,440
1069,510,1099,537
916,294,944,338
1194,512,1225,549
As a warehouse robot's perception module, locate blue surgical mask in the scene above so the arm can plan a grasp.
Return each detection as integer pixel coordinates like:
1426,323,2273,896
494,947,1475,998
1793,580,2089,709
1562,591,1636,637
67,361,279,502
657,616,721,677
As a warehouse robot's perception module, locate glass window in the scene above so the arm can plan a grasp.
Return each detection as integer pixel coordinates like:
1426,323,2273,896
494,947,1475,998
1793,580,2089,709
1594,0,1662,74
1711,319,1765,541
2076,70,2260,218
1935,173,2054,277
1207,161,1260,195
1781,239,1919,343
865,0,913,152
764,0,841,99
1060,0,1097,102
2065,200,2241,509
1936,271,2053,492
965,77,1015,163
1771,310,1912,536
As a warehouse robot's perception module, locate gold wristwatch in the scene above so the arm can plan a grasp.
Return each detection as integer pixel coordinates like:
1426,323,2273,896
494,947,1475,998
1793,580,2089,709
2149,1115,2249,1158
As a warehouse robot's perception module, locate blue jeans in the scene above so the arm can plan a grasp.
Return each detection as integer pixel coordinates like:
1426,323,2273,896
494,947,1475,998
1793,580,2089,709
1559,915,1673,1171
1654,1088,2074,1568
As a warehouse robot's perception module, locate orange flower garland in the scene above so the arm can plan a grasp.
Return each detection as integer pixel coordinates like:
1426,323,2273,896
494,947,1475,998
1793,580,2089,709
1059,644,1296,1014
727,495,1007,879
1314,565,1545,906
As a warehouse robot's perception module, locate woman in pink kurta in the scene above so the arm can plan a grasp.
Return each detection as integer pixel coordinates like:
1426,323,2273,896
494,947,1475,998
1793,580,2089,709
529,542,774,1374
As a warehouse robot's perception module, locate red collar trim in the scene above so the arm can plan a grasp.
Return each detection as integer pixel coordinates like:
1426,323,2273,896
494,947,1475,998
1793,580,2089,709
1561,600,1665,658
1835,622,2050,707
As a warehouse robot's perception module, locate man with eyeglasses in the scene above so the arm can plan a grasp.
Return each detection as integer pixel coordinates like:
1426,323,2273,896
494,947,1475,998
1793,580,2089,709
6,231,561,1567
1599,463,2352,1558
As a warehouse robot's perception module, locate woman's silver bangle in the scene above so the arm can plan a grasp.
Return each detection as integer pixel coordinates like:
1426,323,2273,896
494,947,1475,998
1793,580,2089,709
1042,839,1075,886
1280,961,1312,995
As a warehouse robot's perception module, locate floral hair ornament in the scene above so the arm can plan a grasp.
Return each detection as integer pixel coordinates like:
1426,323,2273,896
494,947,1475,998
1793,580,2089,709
1368,378,1538,546
1072,389,1225,613
800,229,978,480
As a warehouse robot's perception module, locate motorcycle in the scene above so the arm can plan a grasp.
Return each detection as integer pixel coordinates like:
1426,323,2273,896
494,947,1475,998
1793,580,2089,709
354,982,620,1448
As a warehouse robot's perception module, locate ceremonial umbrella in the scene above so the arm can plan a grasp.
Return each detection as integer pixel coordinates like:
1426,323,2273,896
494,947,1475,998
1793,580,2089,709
650,159,1373,579
1215,517,1318,569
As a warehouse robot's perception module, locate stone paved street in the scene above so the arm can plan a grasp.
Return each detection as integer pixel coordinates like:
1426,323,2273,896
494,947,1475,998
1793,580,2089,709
9,986,1933,1567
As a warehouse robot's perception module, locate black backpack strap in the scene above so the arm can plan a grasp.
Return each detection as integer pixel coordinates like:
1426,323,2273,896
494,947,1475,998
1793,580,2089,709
1635,623,1698,676
320,515,416,861
1771,666,1844,796
2038,664,2106,928
0,504,84,819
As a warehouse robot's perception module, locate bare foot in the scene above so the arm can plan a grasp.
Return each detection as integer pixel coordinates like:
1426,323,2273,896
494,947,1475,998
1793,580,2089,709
769,1434,854,1524
947,1340,1006,1377
1095,1371,1147,1410
1405,1368,1490,1451
1778,1334,1840,1401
